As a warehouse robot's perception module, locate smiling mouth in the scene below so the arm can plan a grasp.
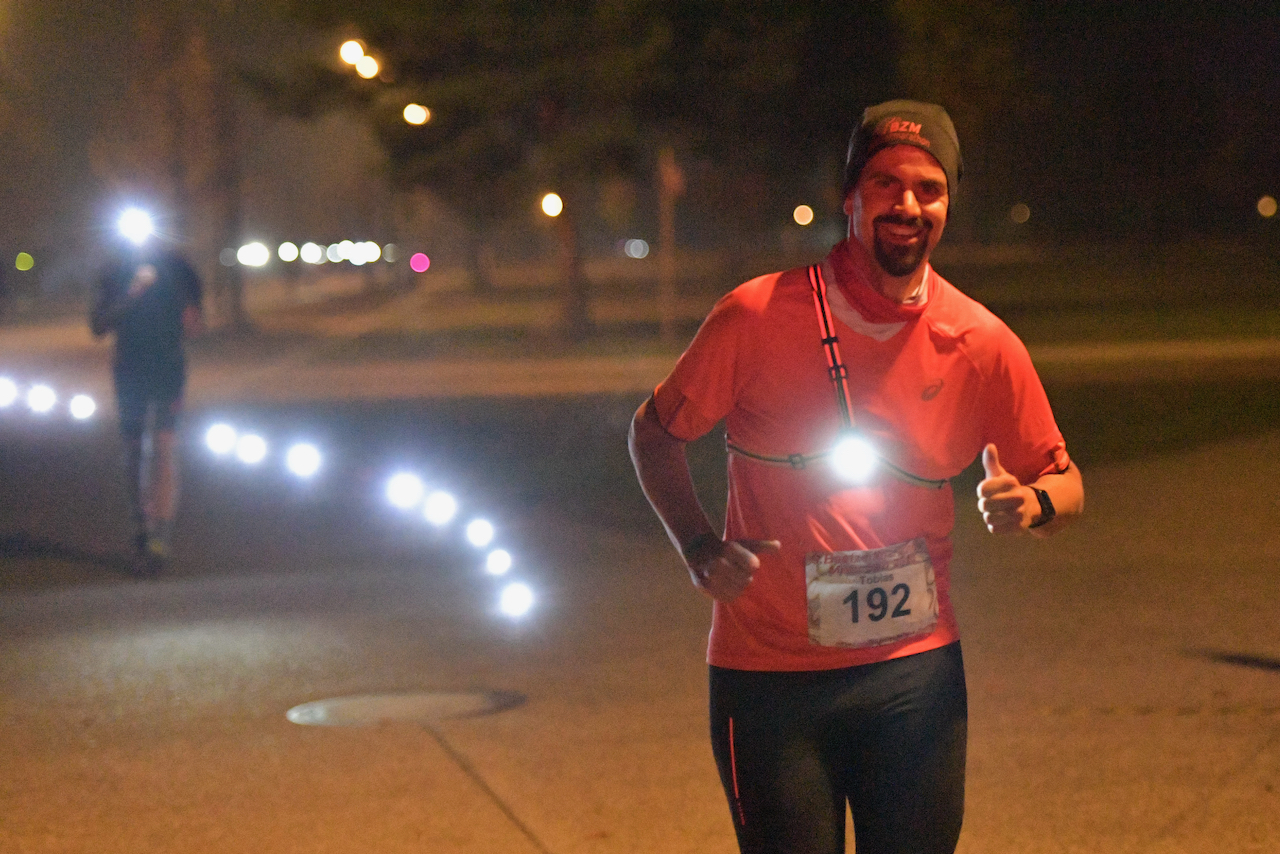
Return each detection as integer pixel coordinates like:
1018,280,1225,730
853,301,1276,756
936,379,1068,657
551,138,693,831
875,216,930,243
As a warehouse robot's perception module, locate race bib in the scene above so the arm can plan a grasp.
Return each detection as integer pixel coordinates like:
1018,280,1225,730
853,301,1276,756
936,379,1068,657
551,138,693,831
806,538,938,649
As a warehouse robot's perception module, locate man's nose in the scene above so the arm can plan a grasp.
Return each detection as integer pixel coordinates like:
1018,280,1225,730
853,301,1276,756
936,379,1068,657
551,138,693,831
895,190,922,215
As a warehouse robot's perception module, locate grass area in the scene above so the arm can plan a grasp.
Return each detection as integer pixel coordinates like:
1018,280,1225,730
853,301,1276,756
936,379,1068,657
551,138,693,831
263,371,1275,535
38,240,1280,362
994,304,1280,346
322,240,1280,357
556,374,1280,531
936,240,1280,344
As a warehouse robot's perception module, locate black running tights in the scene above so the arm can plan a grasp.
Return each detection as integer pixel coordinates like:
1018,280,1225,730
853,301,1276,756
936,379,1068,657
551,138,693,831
709,643,967,854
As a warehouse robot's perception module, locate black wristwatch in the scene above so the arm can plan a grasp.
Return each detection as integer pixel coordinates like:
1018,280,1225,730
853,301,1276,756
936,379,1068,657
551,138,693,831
681,532,721,563
1029,487,1056,528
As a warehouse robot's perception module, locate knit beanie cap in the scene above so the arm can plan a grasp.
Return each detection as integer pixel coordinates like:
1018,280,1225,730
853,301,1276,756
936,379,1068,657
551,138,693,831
843,100,962,198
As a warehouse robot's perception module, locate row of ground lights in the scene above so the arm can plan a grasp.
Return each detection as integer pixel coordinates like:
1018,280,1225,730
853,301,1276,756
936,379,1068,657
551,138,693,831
201,419,534,618
0,376,96,420
0,372,532,618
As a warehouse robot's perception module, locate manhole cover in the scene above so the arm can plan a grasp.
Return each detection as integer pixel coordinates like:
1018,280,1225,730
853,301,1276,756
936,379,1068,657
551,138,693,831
286,690,526,726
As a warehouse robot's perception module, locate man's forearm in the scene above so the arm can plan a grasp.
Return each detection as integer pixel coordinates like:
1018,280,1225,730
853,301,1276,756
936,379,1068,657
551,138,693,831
628,397,717,555
1029,461,1084,537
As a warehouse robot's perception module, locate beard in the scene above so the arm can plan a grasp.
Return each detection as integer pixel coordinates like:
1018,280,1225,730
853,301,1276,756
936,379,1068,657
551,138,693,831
872,215,931,277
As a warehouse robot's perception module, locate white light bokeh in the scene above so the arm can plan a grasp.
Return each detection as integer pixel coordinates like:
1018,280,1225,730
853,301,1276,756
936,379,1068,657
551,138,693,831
423,490,458,526
69,394,96,420
498,583,534,618
831,435,878,483
237,242,270,267
386,472,425,509
300,242,325,264
624,238,649,259
278,242,300,262
235,433,268,465
285,443,323,478
466,519,495,548
541,193,563,217
205,423,237,455
27,384,55,414
0,377,17,407
347,240,381,266
326,243,344,263
485,549,513,576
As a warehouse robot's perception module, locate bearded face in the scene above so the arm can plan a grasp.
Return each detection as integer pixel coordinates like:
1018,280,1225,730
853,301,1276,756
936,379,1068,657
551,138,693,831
846,146,950,290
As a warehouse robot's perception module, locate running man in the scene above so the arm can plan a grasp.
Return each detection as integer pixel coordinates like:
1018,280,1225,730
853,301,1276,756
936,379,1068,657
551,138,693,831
91,210,203,572
629,100,1083,854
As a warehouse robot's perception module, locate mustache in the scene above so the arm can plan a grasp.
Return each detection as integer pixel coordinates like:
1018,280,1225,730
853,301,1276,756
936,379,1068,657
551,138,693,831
874,214,930,230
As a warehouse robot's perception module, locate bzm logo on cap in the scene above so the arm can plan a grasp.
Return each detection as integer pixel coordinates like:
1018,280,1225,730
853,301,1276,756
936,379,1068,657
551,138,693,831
877,118,930,146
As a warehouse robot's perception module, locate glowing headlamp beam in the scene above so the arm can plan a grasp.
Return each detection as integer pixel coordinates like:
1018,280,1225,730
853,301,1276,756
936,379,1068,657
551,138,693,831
117,208,155,245
830,434,878,483
828,433,948,490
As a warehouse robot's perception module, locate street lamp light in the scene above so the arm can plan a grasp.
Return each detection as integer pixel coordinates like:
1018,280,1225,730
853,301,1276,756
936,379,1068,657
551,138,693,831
541,193,563,217
339,40,364,64
355,55,379,79
403,103,430,125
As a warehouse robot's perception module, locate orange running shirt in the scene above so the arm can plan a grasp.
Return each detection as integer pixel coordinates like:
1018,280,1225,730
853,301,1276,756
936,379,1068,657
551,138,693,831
653,240,1070,671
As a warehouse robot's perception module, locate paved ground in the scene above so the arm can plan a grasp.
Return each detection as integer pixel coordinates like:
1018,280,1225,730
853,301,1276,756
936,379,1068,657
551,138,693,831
1,291,1278,853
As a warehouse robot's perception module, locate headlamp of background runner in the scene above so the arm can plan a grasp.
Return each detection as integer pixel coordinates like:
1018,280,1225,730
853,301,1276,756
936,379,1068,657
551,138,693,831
117,208,155,246
830,433,879,483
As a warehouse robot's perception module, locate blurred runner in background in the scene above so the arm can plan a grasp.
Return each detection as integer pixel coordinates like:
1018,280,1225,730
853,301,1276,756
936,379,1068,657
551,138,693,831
91,209,203,573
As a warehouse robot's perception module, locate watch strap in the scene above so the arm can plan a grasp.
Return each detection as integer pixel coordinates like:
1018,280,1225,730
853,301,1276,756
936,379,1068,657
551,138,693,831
1029,486,1056,528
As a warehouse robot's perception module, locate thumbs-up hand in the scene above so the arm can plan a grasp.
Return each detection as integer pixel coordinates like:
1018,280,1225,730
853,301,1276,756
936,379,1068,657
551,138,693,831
976,444,1036,534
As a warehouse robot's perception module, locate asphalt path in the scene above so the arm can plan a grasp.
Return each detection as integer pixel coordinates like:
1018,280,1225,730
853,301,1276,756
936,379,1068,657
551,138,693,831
1,326,1278,853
